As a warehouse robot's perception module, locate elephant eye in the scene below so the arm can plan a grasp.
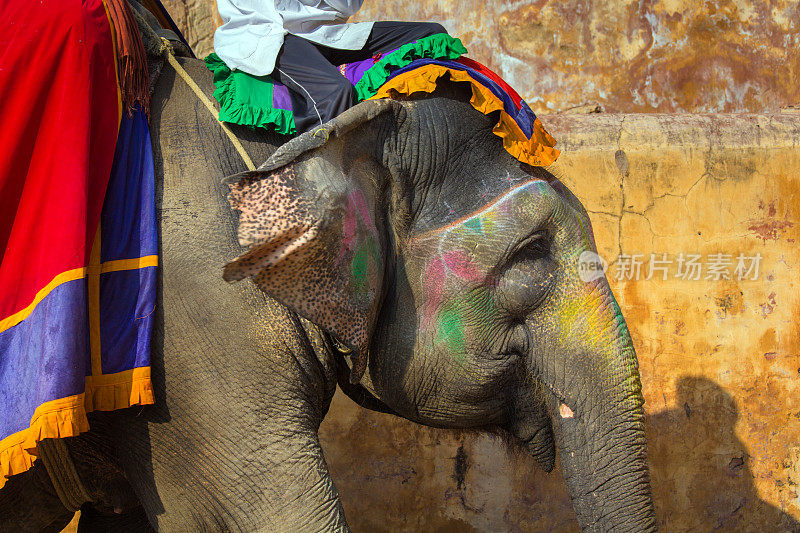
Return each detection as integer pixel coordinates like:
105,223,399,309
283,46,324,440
507,230,551,265
494,231,556,316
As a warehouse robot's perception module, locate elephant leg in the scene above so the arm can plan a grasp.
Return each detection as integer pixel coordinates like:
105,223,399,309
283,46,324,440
146,58,350,530
100,385,345,531
0,461,74,532
89,307,348,532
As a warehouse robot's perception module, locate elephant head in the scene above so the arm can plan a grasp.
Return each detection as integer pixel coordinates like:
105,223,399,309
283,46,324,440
223,86,657,531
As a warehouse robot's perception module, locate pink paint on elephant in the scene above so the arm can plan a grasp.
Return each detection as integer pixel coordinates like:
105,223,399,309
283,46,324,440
442,250,483,282
338,190,379,266
421,257,445,329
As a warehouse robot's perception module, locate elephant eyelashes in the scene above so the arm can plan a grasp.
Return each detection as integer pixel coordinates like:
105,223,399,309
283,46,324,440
499,230,553,277
509,232,551,265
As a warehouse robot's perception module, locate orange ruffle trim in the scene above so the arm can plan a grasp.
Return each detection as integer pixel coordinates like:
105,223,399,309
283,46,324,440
0,367,153,490
369,65,560,167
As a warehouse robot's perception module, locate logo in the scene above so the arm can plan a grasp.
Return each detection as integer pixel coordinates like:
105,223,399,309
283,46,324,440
577,251,607,283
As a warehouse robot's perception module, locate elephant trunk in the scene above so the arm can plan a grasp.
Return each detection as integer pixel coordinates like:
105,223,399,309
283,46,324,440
524,281,657,531
550,381,656,532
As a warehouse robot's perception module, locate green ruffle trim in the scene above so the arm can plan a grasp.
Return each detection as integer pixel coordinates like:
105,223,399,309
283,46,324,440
204,33,466,134
353,33,468,101
204,53,296,135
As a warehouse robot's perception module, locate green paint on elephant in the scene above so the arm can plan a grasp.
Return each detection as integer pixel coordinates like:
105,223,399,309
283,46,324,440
351,250,369,287
464,217,483,235
433,287,500,366
480,211,496,235
351,238,381,295
436,308,466,362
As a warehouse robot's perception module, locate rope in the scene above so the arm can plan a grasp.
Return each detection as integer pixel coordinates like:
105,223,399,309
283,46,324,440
162,41,256,172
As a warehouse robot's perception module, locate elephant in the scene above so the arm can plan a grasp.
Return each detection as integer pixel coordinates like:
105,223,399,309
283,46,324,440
0,56,656,532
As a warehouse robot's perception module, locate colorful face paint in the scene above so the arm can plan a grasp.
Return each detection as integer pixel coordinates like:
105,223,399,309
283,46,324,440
351,237,380,296
436,306,466,362
432,288,498,367
406,179,559,363
339,189,379,265
331,189,383,303
442,251,483,282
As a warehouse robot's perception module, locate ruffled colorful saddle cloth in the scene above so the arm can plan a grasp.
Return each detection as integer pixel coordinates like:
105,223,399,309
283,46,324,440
205,33,560,167
0,0,157,489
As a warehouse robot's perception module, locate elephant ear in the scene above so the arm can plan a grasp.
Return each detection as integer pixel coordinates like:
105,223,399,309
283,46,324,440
223,100,400,383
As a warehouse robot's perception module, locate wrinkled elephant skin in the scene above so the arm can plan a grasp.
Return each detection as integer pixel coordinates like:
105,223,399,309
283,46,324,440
0,59,655,532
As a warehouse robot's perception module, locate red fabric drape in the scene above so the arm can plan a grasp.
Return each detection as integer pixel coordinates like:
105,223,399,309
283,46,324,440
0,0,120,322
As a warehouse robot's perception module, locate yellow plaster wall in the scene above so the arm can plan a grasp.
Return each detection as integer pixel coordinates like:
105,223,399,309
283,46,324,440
161,0,221,58
164,0,800,113
351,0,800,114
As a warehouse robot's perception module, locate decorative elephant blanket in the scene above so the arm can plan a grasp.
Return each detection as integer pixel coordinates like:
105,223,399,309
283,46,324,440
205,33,560,167
0,0,156,489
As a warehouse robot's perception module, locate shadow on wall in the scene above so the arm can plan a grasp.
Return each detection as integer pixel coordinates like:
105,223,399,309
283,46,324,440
322,374,800,532
647,376,799,532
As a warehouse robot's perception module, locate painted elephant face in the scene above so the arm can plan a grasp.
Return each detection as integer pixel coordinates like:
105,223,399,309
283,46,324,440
375,178,594,425
224,95,656,531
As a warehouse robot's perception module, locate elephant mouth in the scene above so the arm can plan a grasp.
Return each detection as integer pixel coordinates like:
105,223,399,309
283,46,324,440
512,417,557,473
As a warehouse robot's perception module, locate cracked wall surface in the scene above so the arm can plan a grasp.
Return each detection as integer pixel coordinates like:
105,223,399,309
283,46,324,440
162,0,800,113
547,112,800,530
351,0,800,114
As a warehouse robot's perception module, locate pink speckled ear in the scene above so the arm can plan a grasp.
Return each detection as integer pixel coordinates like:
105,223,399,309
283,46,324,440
223,100,398,383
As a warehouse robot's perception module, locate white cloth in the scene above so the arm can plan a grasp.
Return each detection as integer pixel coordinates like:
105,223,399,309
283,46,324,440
214,0,375,76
